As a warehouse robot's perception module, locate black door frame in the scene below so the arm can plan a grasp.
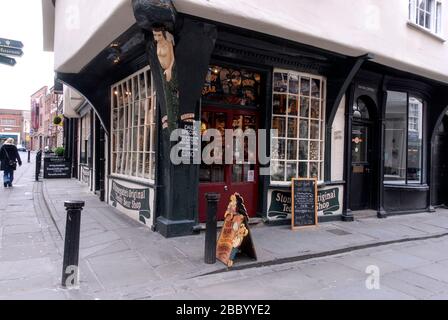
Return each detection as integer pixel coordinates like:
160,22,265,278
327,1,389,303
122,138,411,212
345,84,381,216
350,118,374,210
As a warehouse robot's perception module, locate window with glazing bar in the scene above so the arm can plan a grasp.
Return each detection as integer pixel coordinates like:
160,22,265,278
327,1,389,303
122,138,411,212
409,0,443,35
111,66,156,181
270,70,326,184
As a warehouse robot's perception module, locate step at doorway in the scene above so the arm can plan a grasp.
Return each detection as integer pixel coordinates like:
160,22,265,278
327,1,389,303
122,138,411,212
353,210,377,220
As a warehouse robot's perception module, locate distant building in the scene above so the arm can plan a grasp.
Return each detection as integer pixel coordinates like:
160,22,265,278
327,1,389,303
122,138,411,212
0,109,25,146
30,86,63,151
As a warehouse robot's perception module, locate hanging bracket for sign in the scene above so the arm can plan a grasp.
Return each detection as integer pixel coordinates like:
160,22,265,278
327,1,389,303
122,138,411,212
291,178,318,230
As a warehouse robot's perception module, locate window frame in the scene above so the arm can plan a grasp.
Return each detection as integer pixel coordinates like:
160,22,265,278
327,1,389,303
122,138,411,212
110,66,157,184
409,0,444,36
384,90,426,186
270,69,326,187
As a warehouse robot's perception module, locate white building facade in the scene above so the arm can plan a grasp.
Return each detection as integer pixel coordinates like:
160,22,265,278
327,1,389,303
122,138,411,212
43,0,448,237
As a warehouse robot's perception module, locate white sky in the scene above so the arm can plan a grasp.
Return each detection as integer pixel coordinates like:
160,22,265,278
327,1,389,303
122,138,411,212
0,0,54,111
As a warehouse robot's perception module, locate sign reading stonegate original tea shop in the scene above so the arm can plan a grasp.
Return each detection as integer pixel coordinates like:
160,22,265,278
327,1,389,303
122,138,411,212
267,186,342,221
110,181,151,225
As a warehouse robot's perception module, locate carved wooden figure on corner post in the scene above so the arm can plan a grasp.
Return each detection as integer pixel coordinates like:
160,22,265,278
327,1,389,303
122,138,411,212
152,24,179,132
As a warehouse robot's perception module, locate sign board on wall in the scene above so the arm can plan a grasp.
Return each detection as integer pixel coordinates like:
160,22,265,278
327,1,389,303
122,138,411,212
267,185,343,221
81,166,91,186
110,180,152,226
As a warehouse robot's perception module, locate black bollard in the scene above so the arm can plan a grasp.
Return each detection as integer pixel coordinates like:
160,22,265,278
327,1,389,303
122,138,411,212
35,151,42,181
27,150,31,163
204,193,221,264
61,201,85,288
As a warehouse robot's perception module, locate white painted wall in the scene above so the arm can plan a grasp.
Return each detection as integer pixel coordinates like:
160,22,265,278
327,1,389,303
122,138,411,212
52,0,135,73
176,0,448,84
332,96,346,182
46,0,448,83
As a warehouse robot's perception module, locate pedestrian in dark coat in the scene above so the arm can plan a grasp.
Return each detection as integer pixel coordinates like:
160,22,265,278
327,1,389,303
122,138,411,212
0,138,22,188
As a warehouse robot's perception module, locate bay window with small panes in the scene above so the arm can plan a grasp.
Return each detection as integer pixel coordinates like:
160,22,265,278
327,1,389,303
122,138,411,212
270,70,326,184
111,66,156,182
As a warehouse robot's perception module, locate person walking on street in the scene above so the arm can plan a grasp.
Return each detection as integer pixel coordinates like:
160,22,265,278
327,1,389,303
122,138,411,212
0,138,22,188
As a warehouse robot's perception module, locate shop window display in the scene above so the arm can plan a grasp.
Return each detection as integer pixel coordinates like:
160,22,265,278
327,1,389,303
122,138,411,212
271,70,326,183
202,65,262,107
111,66,156,181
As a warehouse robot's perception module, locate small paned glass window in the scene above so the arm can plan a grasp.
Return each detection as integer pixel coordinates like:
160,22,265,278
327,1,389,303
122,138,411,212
270,69,326,184
111,66,156,181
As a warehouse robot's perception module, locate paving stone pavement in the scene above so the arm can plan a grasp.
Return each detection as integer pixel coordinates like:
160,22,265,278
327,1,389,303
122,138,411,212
1,156,448,299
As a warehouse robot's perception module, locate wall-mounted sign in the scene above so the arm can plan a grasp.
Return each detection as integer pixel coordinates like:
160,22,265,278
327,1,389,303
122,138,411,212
81,166,91,185
358,85,376,93
292,179,318,229
216,194,257,268
178,121,200,159
110,180,151,225
268,186,342,221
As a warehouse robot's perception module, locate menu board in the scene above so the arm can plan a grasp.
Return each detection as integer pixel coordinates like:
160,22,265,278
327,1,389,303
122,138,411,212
292,178,318,229
43,157,71,179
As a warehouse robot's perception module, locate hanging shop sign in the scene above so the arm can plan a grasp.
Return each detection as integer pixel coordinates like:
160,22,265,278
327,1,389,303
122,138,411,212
216,193,257,268
292,179,318,229
110,180,151,225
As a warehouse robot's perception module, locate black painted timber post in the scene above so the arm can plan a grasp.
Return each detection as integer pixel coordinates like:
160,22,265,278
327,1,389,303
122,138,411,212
28,150,31,163
204,193,220,264
61,201,85,288
35,151,42,182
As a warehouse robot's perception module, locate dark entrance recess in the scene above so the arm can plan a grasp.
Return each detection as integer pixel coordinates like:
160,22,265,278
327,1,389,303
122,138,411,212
350,96,377,211
432,113,448,207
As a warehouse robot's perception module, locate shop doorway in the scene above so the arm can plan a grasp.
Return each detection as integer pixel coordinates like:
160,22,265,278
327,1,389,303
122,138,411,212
198,107,259,222
350,96,376,211
432,114,448,206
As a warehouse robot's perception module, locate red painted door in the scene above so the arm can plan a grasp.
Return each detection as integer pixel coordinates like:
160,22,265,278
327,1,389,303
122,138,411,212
198,107,259,222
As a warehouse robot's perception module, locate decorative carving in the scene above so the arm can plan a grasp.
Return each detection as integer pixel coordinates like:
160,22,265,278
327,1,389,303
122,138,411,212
153,26,175,83
132,0,176,31
132,0,179,132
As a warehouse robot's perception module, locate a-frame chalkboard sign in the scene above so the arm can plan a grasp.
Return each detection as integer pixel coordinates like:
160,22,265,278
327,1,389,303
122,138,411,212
292,178,318,230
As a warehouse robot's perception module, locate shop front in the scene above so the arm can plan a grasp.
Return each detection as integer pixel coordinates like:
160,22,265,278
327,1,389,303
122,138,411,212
56,8,363,237
51,1,448,238
344,69,448,218
107,66,157,228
